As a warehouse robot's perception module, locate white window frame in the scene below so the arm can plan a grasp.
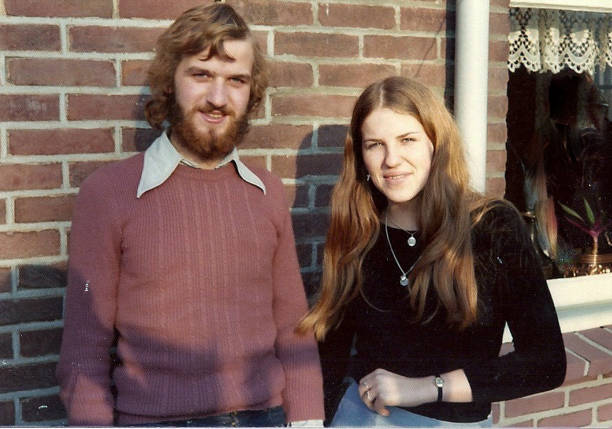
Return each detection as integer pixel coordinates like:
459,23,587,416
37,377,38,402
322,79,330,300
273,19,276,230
509,0,612,13
501,0,612,340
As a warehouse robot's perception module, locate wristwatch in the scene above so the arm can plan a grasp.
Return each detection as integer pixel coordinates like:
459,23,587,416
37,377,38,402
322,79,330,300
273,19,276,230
433,374,444,402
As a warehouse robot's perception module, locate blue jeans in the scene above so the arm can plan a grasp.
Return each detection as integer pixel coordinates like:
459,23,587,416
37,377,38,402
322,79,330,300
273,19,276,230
332,381,492,427
132,406,286,427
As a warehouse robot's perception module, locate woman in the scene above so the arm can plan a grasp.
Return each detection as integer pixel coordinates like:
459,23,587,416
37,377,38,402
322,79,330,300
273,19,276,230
297,77,566,427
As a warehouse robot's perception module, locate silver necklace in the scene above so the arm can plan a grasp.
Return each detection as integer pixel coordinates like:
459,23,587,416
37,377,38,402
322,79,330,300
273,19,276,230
384,212,420,287
386,213,417,247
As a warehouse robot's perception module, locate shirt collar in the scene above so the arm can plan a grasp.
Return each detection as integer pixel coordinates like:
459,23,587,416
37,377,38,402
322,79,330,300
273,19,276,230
137,130,266,198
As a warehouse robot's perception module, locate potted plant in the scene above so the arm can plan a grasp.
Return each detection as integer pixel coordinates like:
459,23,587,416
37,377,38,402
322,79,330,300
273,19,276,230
559,198,612,274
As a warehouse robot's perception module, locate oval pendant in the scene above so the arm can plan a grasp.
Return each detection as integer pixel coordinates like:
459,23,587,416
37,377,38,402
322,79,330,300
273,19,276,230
407,236,416,247
400,275,409,287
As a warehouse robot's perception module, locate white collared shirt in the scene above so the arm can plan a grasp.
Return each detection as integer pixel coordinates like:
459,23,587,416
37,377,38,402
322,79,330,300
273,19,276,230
137,131,266,198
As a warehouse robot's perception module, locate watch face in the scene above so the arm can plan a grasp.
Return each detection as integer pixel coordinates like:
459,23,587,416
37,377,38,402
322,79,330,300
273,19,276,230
434,376,444,388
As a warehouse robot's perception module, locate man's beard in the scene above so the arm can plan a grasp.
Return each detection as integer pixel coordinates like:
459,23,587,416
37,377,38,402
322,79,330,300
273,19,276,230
170,102,249,162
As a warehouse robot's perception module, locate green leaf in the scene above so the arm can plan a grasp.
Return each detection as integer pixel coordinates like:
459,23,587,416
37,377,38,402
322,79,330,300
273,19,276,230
559,202,585,223
584,198,595,225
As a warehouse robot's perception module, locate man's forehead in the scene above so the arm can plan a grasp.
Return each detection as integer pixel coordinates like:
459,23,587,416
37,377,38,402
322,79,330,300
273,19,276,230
192,39,254,63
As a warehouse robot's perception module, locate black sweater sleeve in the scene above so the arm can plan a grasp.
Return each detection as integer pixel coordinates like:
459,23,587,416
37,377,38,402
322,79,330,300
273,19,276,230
463,204,566,403
318,313,356,423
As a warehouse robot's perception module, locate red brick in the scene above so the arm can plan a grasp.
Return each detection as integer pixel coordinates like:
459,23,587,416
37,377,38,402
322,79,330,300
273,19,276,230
122,59,152,86
119,0,212,18
318,124,348,149
564,332,612,376
0,333,12,359
316,242,325,265
315,184,334,208
491,0,510,7
0,199,5,225
7,58,116,87
0,362,58,393
5,0,112,17
14,195,76,223
320,63,396,88
242,124,313,150
489,40,509,63
292,212,330,240
122,128,163,152
564,349,588,384
269,61,313,88
284,183,309,209
20,394,66,422
599,402,612,422
0,401,15,425
19,328,63,357
0,164,62,191
319,4,395,29
486,150,507,174
301,270,322,298
487,123,507,145
272,94,355,118
400,8,451,32
296,243,313,268
364,35,438,60
488,66,509,93
581,327,612,351
69,161,115,187
401,63,449,88
0,24,60,51
485,177,505,198
18,263,67,290
228,0,313,25
0,297,63,326
488,95,508,119
69,26,164,53
569,383,612,406
276,32,359,58
0,230,61,260
240,155,267,171
9,128,114,155
0,95,59,121
252,31,269,56
490,12,510,36
504,391,564,418
537,409,592,427
491,402,500,424
67,94,148,121
271,153,343,179
0,268,10,293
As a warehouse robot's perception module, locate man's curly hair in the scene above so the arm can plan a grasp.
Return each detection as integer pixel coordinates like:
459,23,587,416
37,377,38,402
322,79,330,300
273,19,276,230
145,3,268,129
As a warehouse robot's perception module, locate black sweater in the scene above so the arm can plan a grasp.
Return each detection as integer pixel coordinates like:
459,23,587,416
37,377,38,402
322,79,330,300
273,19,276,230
319,203,566,423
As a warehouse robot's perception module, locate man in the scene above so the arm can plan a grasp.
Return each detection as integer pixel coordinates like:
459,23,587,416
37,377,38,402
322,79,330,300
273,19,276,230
56,4,324,426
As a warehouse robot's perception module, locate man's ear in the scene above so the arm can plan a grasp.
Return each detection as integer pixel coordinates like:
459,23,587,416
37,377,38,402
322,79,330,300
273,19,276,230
165,85,173,95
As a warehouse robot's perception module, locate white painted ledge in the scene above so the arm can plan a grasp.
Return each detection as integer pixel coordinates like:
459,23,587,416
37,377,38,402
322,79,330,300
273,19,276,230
503,273,612,342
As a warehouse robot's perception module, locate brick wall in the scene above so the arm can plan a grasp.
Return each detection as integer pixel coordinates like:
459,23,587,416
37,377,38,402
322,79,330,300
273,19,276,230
0,0,509,425
494,327,612,427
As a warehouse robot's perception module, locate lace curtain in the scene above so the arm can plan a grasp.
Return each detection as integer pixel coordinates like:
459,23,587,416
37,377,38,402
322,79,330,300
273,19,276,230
508,8,612,74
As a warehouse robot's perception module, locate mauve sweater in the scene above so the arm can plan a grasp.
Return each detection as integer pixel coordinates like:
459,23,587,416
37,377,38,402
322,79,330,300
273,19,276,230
56,153,324,425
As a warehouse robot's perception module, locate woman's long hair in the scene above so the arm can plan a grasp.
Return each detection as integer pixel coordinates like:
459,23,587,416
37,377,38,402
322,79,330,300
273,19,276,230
298,76,489,340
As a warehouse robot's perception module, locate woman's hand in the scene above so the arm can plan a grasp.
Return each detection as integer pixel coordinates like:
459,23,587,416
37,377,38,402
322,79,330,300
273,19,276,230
358,369,437,416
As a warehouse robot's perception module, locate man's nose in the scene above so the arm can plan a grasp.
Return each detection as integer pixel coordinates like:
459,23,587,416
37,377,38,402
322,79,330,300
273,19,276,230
206,79,228,108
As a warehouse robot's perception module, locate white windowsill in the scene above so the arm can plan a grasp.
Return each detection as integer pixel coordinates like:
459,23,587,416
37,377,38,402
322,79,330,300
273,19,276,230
503,272,612,342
